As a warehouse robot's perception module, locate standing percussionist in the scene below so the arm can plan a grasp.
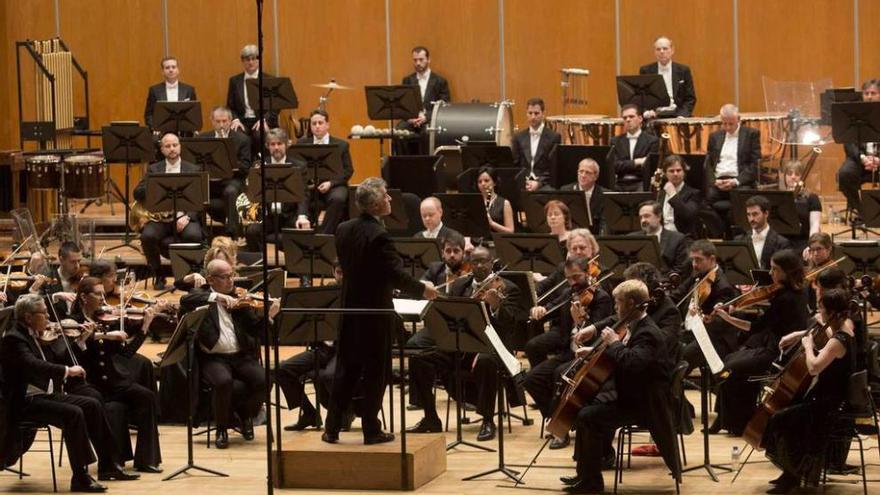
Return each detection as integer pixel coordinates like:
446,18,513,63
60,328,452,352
511,97,562,191
296,110,354,235
203,106,252,238
133,133,205,290
226,44,278,149
836,79,880,220
322,178,439,445
398,46,450,155
608,104,659,191
144,56,197,133
640,36,696,118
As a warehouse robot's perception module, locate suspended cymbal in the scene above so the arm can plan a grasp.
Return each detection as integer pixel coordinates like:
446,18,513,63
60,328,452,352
312,81,353,90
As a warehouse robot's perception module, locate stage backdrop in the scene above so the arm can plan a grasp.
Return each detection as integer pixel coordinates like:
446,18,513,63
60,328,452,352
0,0,873,197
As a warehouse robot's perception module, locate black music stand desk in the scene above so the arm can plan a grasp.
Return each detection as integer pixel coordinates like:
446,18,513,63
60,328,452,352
596,235,662,278
435,193,493,239
180,137,237,181
391,238,442,279
616,75,670,112
102,123,154,251
153,101,203,135
712,241,760,286
493,233,565,275
281,229,337,283
602,192,655,234
246,165,307,266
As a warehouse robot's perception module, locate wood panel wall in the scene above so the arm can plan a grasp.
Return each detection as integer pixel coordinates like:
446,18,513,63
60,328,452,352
1,0,878,198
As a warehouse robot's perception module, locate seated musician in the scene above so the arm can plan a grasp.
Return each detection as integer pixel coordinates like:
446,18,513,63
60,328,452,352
175,242,236,292
243,128,309,253
780,160,822,254
203,106,252,238
511,97,562,192
1,294,136,492
545,200,572,248
143,56,197,134
397,46,450,155
525,230,604,368
656,154,704,238
69,277,162,474
760,288,855,494
711,250,809,435
608,104,659,192
836,79,880,221
734,195,791,270
476,167,515,234
561,158,605,235
226,44,278,139
28,240,83,318
639,36,697,118
673,240,739,374
561,279,679,494
631,201,691,280
133,133,205,291
524,254,612,449
295,110,354,235
179,259,279,449
414,196,456,239
704,104,761,234
406,246,525,441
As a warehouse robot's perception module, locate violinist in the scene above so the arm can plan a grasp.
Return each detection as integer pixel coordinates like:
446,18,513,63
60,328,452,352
674,240,739,373
407,246,525,441
523,255,612,449
781,160,822,254
734,195,791,270
29,241,84,319
69,277,162,474
178,259,279,449
631,201,691,280
711,250,809,435
760,289,855,494
562,280,678,494
476,167,515,234
1,295,136,491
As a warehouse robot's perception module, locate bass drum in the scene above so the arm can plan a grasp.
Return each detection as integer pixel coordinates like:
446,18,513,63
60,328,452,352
429,102,514,154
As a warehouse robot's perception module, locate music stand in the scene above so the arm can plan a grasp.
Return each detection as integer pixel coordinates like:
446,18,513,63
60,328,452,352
831,101,880,146
102,123,154,252
365,85,423,156
237,266,285,298
347,186,409,232
275,286,342,435
820,88,860,126
434,193,493,239
281,229,337,284
521,191,590,233
712,241,760,286
595,235,662,278
728,190,801,236
602,192,655,234
159,307,227,481
616,75,670,112
382,155,440,200
153,101,203,135
460,144,515,170
168,243,207,282
493,233,565,275
550,144,614,189
142,172,208,243
391,238,442,279
246,165,307,267
246,76,299,120
835,241,880,278
180,138,236,181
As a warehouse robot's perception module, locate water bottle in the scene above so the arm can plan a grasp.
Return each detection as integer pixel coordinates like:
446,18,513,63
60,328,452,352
731,445,742,470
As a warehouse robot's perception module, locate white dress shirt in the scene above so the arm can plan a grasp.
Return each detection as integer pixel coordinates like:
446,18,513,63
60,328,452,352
313,134,330,145
165,81,179,102
751,224,770,263
417,69,431,100
269,155,288,213
662,182,684,231
627,129,641,159
656,62,677,112
580,184,595,226
165,157,182,174
423,222,444,239
243,70,259,118
716,127,740,179
204,290,240,354
529,124,544,170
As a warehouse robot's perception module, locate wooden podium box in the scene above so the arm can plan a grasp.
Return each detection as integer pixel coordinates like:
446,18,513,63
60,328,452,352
273,432,446,490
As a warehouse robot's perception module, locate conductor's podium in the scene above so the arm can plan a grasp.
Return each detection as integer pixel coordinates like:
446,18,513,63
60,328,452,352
273,432,446,490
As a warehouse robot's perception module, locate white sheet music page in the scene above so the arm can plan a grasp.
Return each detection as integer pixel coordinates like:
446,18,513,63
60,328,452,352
484,324,522,377
685,312,724,374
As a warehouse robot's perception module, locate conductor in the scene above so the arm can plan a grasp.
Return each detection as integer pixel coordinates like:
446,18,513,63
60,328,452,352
322,178,439,445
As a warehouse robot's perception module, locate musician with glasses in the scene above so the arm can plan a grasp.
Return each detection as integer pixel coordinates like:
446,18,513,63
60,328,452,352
561,158,605,235
836,79,880,221
511,97,562,192
144,56,197,134
202,106,252,238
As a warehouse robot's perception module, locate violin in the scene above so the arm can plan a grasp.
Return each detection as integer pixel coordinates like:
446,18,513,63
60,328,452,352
40,320,93,343
433,262,473,292
232,287,275,311
471,273,507,302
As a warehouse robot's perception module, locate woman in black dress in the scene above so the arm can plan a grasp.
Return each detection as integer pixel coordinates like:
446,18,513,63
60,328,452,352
762,288,854,493
475,166,515,233
781,160,822,255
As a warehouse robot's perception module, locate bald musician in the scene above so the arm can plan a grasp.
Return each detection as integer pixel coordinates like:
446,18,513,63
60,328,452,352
640,36,696,118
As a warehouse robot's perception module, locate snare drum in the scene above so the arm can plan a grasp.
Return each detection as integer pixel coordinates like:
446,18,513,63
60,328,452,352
740,112,786,158
25,154,62,190
63,154,106,199
653,117,722,154
546,115,621,146
429,102,514,153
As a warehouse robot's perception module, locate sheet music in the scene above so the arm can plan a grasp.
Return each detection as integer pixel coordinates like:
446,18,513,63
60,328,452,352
484,324,522,377
685,313,724,374
393,298,430,319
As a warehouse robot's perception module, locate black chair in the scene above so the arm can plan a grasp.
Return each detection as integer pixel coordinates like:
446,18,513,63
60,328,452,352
822,370,877,495
17,421,57,493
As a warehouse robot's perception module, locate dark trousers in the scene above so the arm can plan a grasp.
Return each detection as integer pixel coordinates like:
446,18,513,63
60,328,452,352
409,350,499,420
140,220,203,274
276,345,336,414
244,212,292,252
524,354,572,417
199,352,266,428
309,185,348,235
837,158,873,211
325,327,389,437
208,177,245,237
524,330,566,368
100,382,161,468
717,346,774,434
574,402,640,481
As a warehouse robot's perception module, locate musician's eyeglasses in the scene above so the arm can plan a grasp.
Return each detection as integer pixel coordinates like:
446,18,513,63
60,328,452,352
212,273,234,280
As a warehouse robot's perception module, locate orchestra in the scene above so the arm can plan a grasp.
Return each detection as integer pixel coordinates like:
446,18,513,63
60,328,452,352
4,30,880,495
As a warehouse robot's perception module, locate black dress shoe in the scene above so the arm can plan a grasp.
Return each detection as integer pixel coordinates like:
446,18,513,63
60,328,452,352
97,468,140,481
549,433,570,450
134,465,163,474
476,420,496,442
153,276,167,291
406,417,442,433
601,449,616,470
215,428,229,449
241,417,255,440
341,410,355,431
706,418,722,434
321,431,339,444
284,412,319,431
559,474,580,486
766,472,799,494
71,474,107,493
563,478,604,494
364,432,395,445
